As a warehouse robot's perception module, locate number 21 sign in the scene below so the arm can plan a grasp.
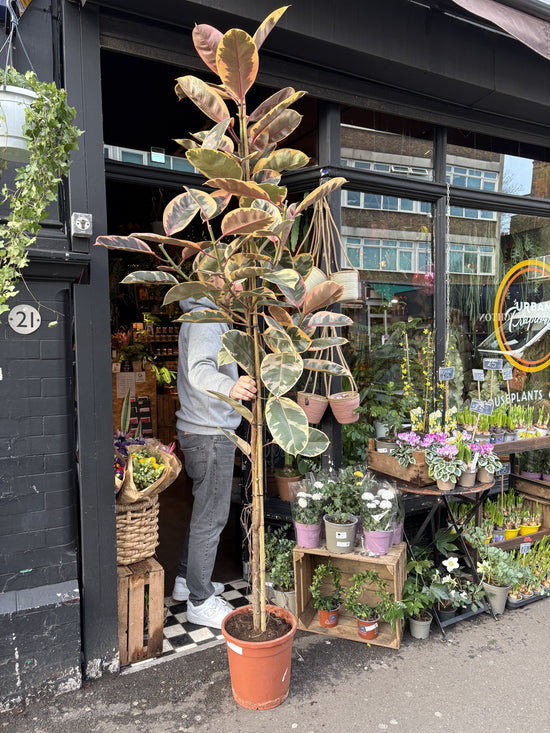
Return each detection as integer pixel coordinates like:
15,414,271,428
8,305,41,334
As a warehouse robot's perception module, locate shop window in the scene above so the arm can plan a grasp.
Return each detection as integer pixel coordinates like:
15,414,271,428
343,236,432,274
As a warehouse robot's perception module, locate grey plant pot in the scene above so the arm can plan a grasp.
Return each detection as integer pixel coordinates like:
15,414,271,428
409,613,432,639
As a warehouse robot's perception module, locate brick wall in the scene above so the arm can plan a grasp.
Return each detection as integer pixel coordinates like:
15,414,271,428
0,279,82,710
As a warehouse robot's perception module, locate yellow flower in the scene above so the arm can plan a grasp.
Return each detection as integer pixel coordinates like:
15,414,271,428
354,471,364,478
139,458,146,464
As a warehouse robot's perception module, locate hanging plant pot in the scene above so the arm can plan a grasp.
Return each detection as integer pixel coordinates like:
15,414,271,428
0,84,37,163
330,270,361,302
221,605,297,710
329,391,360,424
304,265,328,293
297,391,328,424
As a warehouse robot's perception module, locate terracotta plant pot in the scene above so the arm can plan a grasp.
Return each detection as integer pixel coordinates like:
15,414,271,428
318,605,340,628
275,474,302,501
328,391,360,424
436,478,455,491
297,391,328,424
476,467,494,484
221,604,297,710
356,614,380,640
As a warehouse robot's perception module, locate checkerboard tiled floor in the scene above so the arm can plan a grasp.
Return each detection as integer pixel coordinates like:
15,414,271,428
123,579,251,672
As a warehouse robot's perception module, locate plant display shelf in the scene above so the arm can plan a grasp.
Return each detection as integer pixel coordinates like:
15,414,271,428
492,436,550,455
506,591,550,610
293,543,406,649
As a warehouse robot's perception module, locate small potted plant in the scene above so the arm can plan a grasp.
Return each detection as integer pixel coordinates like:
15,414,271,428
474,443,502,484
456,432,476,488
274,451,304,502
360,483,397,555
402,558,448,639
322,474,359,554
265,532,296,615
291,481,326,548
309,563,343,628
425,439,465,491
345,570,405,640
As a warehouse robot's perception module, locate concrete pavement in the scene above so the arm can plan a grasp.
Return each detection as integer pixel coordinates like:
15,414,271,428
2,599,549,733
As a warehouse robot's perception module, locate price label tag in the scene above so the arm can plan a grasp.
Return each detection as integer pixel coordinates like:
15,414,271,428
496,462,511,476
502,367,513,381
482,401,494,415
483,358,503,370
471,399,493,415
520,542,531,554
472,369,485,381
439,367,455,381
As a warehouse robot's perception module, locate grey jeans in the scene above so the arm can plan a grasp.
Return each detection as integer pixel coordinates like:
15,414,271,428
177,431,236,605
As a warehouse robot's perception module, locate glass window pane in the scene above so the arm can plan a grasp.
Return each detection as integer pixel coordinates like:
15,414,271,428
385,196,399,210
450,252,463,272
400,198,414,211
363,247,380,270
347,191,361,207
381,248,397,270
399,251,413,271
347,247,361,268
363,193,381,208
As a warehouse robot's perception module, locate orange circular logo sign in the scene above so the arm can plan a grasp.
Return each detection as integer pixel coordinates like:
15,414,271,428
493,259,550,373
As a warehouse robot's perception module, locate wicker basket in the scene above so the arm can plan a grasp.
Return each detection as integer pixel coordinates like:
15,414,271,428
116,495,160,566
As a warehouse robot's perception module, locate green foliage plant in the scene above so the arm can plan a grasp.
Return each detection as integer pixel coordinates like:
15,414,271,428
402,558,448,620
345,570,405,632
309,562,343,611
0,67,82,315
95,7,349,633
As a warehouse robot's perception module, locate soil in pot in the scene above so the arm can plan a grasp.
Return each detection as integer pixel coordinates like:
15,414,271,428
225,608,292,642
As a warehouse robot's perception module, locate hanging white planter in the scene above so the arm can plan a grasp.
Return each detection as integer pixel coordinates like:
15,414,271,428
0,84,37,163
330,269,361,303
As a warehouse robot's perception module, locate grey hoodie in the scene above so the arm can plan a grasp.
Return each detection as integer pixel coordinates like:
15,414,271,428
175,297,241,435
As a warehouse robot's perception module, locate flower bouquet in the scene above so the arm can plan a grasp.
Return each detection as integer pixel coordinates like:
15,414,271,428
291,480,326,548
118,438,181,504
360,478,398,555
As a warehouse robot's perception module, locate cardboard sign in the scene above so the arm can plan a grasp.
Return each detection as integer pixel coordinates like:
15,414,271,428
483,358,503,370
439,367,455,381
472,369,485,381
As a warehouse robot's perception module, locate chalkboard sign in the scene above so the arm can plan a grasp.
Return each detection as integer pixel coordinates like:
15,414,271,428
439,366,455,381
496,462,511,476
472,369,485,381
471,399,493,415
483,358,503,370
520,542,531,554
502,367,513,381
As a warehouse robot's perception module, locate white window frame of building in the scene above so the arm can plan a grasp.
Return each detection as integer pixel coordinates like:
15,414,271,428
342,189,431,215
448,241,495,276
343,235,433,273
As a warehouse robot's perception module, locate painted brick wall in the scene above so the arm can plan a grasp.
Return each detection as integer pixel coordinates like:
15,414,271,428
0,279,82,710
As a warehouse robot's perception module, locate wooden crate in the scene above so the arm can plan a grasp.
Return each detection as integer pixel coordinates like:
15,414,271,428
293,543,406,649
117,558,164,666
366,439,432,486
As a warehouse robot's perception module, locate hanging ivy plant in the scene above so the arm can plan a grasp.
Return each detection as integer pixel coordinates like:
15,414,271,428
0,67,82,316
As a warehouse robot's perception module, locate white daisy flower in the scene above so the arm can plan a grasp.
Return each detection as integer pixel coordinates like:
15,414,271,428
313,481,323,489
379,500,393,509
312,493,324,501
297,497,308,508
362,491,375,501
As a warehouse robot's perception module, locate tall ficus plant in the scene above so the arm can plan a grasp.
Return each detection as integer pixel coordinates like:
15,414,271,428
96,6,350,632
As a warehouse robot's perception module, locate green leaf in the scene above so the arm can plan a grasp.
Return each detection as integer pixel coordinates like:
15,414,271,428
302,359,350,377
216,28,258,100
249,91,306,141
207,390,254,423
192,24,223,75
305,311,353,328
95,236,153,254
292,253,314,280
163,193,200,236
300,427,330,457
120,271,179,285
186,148,242,181
261,268,300,289
263,326,295,353
286,325,312,352
253,148,309,174
184,187,219,219
221,330,257,375
175,75,230,123
252,168,282,185
162,281,218,306
248,88,295,124
202,119,231,150
221,208,275,236
308,336,348,350
261,352,303,397
258,183,288,203
176,309,232,323
295,177,347,214
218,346,236,366
266,109,303,144
120,389,132,434
263,269,306,308
265,396,309,455
252,6,289,49
220,428,252,457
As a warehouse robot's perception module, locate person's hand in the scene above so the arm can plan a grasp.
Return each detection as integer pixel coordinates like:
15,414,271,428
229,376,257,401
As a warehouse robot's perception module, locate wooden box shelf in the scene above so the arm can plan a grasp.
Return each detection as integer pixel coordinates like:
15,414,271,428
366,439,432,486
293,543,406,649
117,557,164,667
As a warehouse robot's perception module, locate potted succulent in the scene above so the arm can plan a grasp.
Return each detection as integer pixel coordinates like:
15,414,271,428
0,67,81,316
345,570,405,640
425,440,465,491
309,562,343,628
96,6,350,709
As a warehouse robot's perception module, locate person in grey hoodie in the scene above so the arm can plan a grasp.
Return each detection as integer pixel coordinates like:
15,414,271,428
171,291,256,629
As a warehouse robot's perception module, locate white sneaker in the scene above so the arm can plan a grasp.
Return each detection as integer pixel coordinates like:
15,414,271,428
172,576,225,602
186,594,232,629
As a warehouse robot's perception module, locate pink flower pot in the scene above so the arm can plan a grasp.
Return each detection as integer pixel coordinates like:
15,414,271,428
363,529,393,555
392,521,404,545
294,521,321,548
